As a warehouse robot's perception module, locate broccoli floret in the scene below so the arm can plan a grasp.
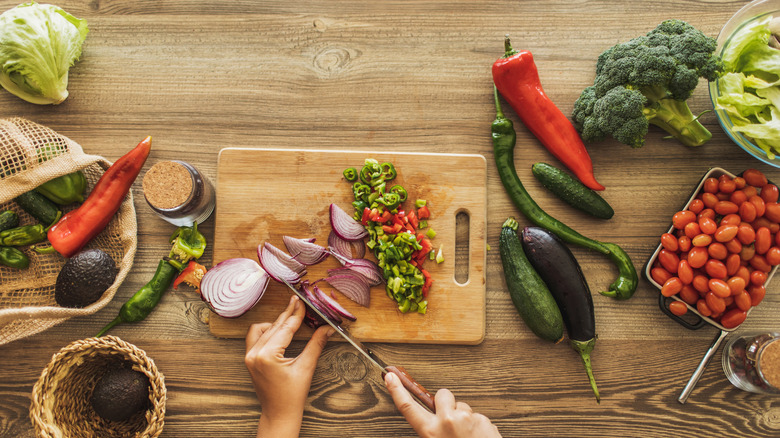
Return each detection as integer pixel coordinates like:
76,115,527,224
574,19,723,148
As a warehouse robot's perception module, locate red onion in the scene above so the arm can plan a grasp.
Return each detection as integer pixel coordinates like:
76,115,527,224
301,282,342,325
328,230,368,261
258,243,306,284
325,272,371,307
313,285,356,321
200,258,270,318
330,203,368,240
329,258,383,286
283,235,329,265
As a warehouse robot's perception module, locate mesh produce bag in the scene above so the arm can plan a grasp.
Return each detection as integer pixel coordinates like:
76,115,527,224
0,118,137,345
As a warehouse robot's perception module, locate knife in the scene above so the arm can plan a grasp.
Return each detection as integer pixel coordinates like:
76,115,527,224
279,278,436,412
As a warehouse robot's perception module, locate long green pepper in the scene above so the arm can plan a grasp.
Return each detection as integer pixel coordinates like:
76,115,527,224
491,86,637,299
97,222,206,336
0,246,30,269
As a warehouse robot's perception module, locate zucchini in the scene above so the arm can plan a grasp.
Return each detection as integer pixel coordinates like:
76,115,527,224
531,162,614,220
498,217,563,343
0,210,19,232
521,226,600,402
14,190,61,226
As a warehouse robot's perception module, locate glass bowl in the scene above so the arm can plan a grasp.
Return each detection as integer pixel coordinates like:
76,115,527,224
708,0,780,168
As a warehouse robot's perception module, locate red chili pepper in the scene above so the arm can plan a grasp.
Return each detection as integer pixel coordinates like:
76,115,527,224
361,207,371,225
492,36,605,191
47,137,152,258
417,205,430,219
173,260,208,290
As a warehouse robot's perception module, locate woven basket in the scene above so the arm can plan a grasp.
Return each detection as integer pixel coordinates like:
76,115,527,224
31,336,166,438
0,118,138,345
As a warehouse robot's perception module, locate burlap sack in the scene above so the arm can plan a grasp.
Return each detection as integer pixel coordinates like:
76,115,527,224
0,118,138,345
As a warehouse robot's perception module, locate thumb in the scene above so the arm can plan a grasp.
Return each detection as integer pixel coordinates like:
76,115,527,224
385,372,431,432
297,325,333,369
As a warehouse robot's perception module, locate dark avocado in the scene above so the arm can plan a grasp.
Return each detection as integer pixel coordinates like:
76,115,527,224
91,365,150,422
55,248,118,308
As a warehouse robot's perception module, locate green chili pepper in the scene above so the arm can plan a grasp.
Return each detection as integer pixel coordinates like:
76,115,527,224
0,246,29,269
390,185,408,202
0,224,47,246
378,193,401,209
0,210,19,233
380,162,397,180
359,159,382,184
352,182,371,200
343,167,358,182
491,86,637,299
35,171,87,205
96,259,178,336
166,222,207,270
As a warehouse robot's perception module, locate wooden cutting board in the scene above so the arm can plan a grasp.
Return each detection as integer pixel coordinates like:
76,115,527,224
209,148,487,344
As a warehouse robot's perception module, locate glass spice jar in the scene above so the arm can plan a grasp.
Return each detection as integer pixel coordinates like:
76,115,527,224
142,160,215,226
722,331,780,394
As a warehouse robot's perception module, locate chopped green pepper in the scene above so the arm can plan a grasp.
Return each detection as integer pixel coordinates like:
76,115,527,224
390,185,407,202
343,167,358,182
35,171,87,205
380,162,397,180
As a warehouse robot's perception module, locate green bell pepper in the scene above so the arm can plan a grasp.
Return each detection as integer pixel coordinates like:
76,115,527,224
35,171,87,205
166,222,207,270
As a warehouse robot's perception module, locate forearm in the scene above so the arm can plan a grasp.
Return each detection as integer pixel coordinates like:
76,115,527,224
256,411,303,438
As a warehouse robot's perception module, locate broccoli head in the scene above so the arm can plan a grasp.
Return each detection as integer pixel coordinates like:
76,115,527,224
574,19,723,148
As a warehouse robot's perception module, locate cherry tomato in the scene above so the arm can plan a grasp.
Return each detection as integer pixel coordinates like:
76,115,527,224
705,259,728,279
749,196,767,217
698,208,716,221
687,247,708,269
692,274,710,294
727,276,747,295
709,279,731,298
705,292,727,314
749,254,772,272
720,308,747,329
677,260,694,284
719,178,737,194
698,217,718,235
766,246,780,266
691,233,712,247
764,202,780,223
707,242,728,260
743,169,768,187
730,190,748,206
761,184,780,203
735,290,752,311
715,225,739,242
755,227,772,254
661,277,683,297
703,177,719,193
658,249,680,273
726,253,742,276
651,266,673,285
737,223,756,245
696,299,713,317
749,285,766,306
734,176,747,189
751,269,768,286
669,301,688,316
752,217,779,234
678,236,692,252
725,238,743,254
688,199,705,214
685,222,702,239
672,210,697,229
744,185,759,199
660,233,679,251
701,192,719,209
739,201,758,223
736,266,751,283
741,244,756,261
715,201,739,216
680,285,699,305
720,214,742,227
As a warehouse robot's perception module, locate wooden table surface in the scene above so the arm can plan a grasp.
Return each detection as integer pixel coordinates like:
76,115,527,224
2,0,780,437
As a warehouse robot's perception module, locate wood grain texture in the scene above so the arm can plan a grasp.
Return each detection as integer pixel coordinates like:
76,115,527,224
209,148,487,343
1,0,780,437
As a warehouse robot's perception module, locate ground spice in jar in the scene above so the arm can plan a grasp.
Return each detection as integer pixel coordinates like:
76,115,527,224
142,160,216,226
759,340,780,390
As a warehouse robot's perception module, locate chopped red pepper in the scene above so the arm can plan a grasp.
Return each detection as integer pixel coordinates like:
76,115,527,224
417,205,430,220
47,137,152,258
361,207,371,225
407,210,418,229
173,261,208,290
379,210,392,223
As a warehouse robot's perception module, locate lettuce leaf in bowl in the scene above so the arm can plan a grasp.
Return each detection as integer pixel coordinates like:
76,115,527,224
0,2,88,105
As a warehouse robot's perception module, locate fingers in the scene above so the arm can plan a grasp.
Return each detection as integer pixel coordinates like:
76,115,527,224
434,388,456,413
385,372,431,432
245,295,301,353
297,325,334,370
263,295,306,351
245,322,273,351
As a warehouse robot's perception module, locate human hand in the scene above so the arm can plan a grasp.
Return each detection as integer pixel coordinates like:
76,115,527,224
245,295,334,438
385,372,502,438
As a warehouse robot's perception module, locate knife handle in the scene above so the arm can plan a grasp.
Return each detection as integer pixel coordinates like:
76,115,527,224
385,365,436,413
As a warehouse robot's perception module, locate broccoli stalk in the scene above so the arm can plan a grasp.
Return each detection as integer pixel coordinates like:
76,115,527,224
573,19,723,148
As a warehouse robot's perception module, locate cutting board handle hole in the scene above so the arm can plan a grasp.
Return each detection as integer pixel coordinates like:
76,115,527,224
454,210,470,285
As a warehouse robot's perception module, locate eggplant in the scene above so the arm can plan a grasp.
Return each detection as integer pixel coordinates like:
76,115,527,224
521,226,600,403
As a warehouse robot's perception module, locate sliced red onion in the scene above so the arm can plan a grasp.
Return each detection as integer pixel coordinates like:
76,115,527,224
260,242,306,274
283,235,329,265
344,258,384,286
325,272,371,307
330,203,368,241
328,230,353,259
351,239,366,259
258,243,306,284
200,258,270,318
313,285,356,321
301,282,342,325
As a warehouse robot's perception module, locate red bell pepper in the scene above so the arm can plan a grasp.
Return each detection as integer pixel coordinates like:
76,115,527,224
492,36,605,191
173,260,208,290
47,137,152,258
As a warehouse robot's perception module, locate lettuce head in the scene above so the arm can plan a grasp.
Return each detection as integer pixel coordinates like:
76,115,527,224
0,2,88,105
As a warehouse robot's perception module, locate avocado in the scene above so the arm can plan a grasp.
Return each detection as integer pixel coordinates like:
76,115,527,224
91,365,150,422
55,248,118,308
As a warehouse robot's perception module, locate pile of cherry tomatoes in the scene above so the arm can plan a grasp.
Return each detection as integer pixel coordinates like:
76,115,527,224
650,169,779,329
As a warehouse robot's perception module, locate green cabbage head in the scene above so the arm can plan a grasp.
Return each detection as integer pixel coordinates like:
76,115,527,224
0,2,88,104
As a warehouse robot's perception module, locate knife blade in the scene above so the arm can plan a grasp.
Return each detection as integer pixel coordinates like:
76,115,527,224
279,278,436,412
